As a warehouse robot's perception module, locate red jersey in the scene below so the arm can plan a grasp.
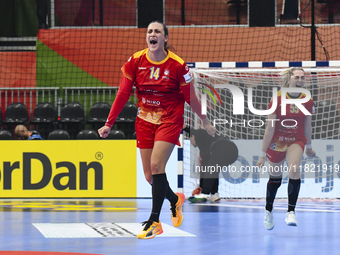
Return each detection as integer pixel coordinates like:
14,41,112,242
268,90,315,152
122,48,193,124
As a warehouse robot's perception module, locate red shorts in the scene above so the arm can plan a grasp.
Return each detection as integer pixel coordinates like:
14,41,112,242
266,140,305,163
135,117,182,149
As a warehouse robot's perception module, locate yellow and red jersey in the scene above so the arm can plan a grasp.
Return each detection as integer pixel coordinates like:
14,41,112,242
267,90,315,152
122,48,193,124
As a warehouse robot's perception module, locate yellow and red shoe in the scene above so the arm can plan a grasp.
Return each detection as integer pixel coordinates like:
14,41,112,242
137,220,163,239
171,192,185,227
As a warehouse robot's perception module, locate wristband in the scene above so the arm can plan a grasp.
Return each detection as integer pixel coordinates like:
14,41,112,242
260,151,266,158
306,144,312,149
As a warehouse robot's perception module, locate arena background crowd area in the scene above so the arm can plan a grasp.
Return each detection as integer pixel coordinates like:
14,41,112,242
1,0,340,91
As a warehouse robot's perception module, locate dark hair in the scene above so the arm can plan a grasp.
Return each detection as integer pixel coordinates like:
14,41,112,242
183,126,191,136
183,126,198,138
148,21,173,51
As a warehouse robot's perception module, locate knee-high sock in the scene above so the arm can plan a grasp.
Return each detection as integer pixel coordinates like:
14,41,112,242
148,175,178,207
265,176,282,212
149,173,168,222
288,178,301,212
165,182,178,205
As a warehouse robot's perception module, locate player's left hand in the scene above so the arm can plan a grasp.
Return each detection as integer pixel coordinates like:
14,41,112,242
202,118,216,137
306,148,316,157
256,157,265,168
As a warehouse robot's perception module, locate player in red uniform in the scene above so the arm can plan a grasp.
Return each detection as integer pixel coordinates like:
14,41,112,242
98,21,215,239
256,67,316,230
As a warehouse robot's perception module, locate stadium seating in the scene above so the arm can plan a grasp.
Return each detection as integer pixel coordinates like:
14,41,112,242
106,129,126,139
2,102,29,126
48,130,70,140
0,130,13,140
76,129,99,139
59,102,85,124
31,102,57,124
30,102,57,139
59,102,85,138
87,102,111,129
116,102,137,123
115,102,137,138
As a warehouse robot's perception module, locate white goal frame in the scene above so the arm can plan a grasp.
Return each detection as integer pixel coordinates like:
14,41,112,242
181,61,340,199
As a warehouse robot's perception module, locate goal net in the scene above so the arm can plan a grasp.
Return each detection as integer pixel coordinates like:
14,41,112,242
183,63,340,199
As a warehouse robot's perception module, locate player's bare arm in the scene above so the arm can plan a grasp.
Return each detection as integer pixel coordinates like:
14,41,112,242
256,113,276,167
303,115,316,157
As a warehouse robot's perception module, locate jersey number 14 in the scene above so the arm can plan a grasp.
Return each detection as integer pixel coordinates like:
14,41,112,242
149,67,160,80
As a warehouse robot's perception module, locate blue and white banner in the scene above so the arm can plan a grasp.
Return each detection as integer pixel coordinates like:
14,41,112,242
184,140,340,198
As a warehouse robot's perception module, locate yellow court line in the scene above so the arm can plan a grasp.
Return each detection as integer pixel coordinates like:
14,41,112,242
11,205,56,208
53,207,137,211
0,201,138,211
0,203,23,205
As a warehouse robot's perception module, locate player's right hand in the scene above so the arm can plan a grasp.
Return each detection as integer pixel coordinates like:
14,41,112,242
256,157,265,168
98,126,111,138
305,148,316,158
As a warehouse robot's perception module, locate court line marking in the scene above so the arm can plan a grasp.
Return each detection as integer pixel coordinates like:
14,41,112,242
192,203,340,213
0,201,137,211
33,223,196,238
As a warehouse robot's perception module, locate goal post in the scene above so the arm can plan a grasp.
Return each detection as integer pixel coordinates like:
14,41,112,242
182,61,340,199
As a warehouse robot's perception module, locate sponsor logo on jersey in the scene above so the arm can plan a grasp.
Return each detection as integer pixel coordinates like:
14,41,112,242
141,97,161,106
184,71,193,83
269,142,276,150
146,99,161,106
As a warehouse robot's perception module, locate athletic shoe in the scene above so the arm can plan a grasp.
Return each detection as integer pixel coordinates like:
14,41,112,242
137,220,163,239
210,193,221,203
264,210,275,230
188,194,208,203
171,192,185,227
192,187,202,196
285,211,298,226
